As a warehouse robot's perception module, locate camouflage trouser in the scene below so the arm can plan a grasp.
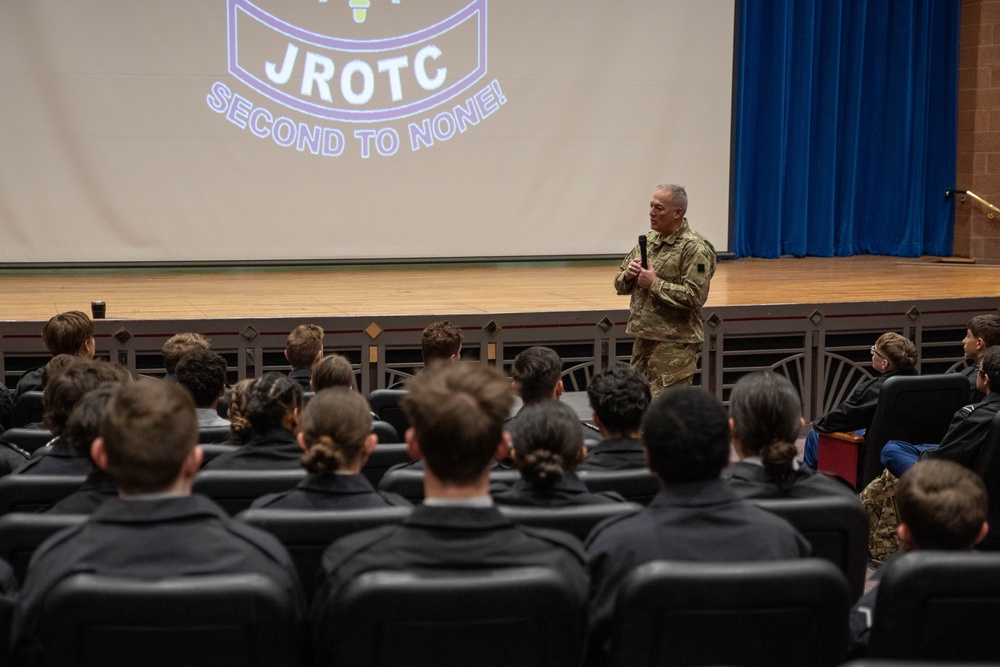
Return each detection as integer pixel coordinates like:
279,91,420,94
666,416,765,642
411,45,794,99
859,468,901,564
630,339,700,399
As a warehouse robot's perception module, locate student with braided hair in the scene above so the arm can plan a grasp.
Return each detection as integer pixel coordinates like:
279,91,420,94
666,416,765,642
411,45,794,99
723,372,856,499
250,389,409,509
493,400,624,507
204,373,304,470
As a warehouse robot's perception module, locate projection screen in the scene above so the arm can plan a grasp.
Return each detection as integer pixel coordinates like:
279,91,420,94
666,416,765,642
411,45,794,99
0,0,735,264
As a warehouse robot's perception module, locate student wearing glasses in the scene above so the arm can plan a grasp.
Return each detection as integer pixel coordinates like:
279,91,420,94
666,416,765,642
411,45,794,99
880,346,1000,476
803,332,918,469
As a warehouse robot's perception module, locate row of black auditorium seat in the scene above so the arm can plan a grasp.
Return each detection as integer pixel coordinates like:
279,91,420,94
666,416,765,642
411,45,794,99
0,467,657,516
6,391,43,430
0,494,868,601
2,545,999,665
3,389,407,443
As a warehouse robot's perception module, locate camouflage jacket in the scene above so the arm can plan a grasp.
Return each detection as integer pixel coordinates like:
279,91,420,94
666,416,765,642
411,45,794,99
613,220,716,343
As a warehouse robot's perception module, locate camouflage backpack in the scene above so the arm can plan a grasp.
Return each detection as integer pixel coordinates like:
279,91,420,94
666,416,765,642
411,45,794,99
859,468,901,564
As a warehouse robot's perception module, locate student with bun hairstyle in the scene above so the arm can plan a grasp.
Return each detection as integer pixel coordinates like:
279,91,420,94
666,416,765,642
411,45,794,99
803,331,918,469
493,400,624,507
251,389,409,510
723,372,856,499
204,373,304,470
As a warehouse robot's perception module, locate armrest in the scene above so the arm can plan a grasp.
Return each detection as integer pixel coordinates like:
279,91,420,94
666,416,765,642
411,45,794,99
817,431,864,444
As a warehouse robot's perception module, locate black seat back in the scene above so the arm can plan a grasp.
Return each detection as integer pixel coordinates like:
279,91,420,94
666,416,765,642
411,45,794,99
199,443,239,468
198,425,233,443
868,551,1000,661
0,513,88,584
360,443,411,486
193,470,306,516
497,503,642,542
0,475,85,515
577,469,660,505
236,507,411,600
609,558,850,667
379,468,521,503
372,420,399,444
860,374,970,488
750,495,868,600
39,573,303,667
973,411,1000,551
368,389,410,443
0,428,54,455
317,566,585,667
11,391,44,428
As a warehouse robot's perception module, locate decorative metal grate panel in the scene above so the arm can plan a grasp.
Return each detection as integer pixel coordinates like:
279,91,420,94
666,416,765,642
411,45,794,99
1,300,996,421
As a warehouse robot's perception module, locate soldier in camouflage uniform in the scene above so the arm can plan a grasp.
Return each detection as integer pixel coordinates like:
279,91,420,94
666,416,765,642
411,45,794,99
614,184,716,398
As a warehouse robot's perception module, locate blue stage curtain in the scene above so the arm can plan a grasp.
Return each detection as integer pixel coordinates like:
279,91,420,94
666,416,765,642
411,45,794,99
732,0,959,258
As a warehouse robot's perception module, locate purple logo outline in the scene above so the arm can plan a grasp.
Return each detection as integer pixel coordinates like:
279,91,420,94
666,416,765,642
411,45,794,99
227,0,488,123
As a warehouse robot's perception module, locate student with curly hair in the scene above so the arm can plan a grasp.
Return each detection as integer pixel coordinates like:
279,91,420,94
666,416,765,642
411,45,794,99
204,373,304,470
250,389,408,509
578,364,651,471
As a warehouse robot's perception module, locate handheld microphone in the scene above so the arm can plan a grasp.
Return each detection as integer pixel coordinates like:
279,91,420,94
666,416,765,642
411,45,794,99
638,235,647,269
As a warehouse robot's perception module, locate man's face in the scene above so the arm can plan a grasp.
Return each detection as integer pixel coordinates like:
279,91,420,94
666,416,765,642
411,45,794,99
649,190,683,236
962,329,982,360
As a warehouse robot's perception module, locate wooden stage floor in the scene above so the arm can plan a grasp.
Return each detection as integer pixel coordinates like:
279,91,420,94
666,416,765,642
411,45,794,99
1,255,998,321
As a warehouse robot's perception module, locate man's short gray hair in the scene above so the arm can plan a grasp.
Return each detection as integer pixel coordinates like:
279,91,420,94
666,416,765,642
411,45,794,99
656,184,688,214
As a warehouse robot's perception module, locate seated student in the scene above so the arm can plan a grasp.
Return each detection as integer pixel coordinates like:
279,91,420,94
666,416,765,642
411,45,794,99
849,459,988,656
310,353,357,392
10,381,305,665
250,389,410,510
14,360,131,476
14,311,96,401
421,320,463,368
311,364,588,661
586,387,810,653
958,314,1000,403
160,332,210,384
723,371,857,499
493,400,625,507
880,346,1000,476
203,374,304,470
45,384,121,514
21,355,79,429
175,349,230,428
578,365,650,471
386,320,463,389
286,324,324,391
508,346,601,444
803,332,918,469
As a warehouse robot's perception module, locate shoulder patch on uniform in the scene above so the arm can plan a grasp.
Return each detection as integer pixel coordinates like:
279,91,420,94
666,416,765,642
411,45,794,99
697,263,705,273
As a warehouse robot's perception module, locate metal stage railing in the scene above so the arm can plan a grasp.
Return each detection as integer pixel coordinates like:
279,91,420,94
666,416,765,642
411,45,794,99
2,296,996,422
